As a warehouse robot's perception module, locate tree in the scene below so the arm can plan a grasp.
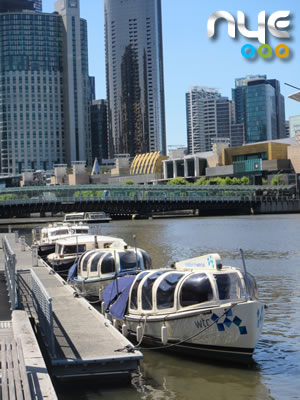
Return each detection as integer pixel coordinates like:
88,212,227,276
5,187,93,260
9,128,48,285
123,180,135,185
167,177,189,185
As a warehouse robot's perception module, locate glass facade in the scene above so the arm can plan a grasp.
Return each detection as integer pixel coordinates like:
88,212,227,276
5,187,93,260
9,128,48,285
104,0,166,157
232,76,286,145
91,100,108,164
0,12,64,174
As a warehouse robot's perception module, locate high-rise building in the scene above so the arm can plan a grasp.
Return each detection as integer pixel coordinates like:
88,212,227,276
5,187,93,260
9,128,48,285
91,100,109,164
186,87,232,154
0,10,64,174
232,75,286,144
0,0,42,12
55,0,91,166
104,0,166,158
0,0,90,174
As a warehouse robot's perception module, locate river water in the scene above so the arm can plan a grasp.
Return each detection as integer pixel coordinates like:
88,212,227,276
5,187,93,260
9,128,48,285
15,214,300,400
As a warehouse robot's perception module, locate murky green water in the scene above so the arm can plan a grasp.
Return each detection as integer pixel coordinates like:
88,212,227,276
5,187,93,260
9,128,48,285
15,214,300,399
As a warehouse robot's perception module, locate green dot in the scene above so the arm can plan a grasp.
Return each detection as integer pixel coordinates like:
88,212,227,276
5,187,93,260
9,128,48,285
258,44,272,58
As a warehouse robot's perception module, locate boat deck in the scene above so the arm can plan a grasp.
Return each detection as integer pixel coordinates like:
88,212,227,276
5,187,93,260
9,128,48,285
1,233,143,380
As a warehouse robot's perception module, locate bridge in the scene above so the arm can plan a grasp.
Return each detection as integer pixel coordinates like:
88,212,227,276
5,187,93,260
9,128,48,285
0,184,298,218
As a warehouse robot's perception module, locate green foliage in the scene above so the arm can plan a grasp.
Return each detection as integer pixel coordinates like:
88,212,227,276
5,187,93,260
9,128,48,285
194,176,250,186
0,193,29,201
74,190,103,198
194,177,208,185
271,175,285,185
167,177,189,185
123,180,135,185
262,178,268,185
240,176,250,185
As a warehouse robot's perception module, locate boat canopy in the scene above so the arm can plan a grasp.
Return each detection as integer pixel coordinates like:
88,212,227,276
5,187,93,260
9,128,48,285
126,268,250,315
77,248,152,280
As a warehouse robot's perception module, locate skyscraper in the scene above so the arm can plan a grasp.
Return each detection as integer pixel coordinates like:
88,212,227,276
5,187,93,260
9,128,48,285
232,75,286,144
55,0,91,165
0,9,64,174
104,0,166,158
91,100,109,164
0,0,90,174
186,87,232,154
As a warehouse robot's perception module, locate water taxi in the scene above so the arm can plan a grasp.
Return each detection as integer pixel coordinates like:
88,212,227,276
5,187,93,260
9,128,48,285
47,234,126,272
64,212,112,224
69,247,152,299
33,222,90,257
104,253,264,362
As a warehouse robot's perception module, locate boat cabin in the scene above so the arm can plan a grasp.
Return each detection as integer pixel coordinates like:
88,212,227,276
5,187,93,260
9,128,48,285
40,223,89,244
53,235,127,258
128,255,257,316
77,247,152,280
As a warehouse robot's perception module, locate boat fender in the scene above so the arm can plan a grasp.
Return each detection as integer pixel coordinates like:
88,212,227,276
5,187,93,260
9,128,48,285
122,324,128,337
136,325,143,342
100,301,105,315
161,325,168,345
113,319,118,329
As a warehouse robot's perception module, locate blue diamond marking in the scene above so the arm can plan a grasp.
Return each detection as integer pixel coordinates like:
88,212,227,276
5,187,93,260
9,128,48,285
257,309,260,318
224,318,232,328
233,316,242,326
217,323,225,332
226,309,233,317
211,313,219,322
239,326,248,335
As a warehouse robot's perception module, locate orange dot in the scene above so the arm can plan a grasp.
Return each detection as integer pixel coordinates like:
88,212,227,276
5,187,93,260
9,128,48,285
275,44,289,58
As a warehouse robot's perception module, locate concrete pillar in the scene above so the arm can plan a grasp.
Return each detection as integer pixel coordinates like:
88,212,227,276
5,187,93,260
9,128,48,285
194,156,200,177
163,161,168,180
173,160,177,178
184,159,188,178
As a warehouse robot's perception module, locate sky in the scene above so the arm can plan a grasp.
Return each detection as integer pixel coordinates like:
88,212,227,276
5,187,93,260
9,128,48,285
43,0,300,149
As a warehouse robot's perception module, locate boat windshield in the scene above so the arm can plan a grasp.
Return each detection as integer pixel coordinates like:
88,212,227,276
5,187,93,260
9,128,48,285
119,251,141,271
142,271,168,311
73,228,89,234
180,273,213,307
130,272,150,310
50,229,69,237
63,244,86,254
214,272,244,300
157,273,184,310
65,214,83,221
101,253,116,274
89,213,105,219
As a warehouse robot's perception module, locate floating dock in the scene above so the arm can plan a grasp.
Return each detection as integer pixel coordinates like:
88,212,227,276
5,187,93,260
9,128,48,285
1,233,143,381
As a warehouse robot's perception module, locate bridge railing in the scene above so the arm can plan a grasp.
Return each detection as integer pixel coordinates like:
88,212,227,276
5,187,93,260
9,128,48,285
18,269,56,359
2,236,17,310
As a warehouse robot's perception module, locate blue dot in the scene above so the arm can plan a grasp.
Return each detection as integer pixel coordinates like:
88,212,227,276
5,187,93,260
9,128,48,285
241,44,255,59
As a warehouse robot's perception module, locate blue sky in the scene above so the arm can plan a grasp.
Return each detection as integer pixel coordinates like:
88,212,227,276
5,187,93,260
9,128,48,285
43,0,300,148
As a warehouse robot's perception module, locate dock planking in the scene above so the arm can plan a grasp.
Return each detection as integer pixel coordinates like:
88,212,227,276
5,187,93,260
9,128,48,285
1,233,143,380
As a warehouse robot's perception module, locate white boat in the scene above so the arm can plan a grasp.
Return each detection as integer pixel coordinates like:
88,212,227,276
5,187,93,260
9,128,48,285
69,247,152,299
33,222,90,257
47,234,127,272
104,253,265,362
64,212,112,224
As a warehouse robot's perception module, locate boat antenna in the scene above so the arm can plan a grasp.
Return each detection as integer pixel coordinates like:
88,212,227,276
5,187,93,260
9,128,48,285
133,234,138,269
240,249,249,300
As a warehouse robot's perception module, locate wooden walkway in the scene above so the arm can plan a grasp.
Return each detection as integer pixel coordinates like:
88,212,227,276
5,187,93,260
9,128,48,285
1,233,143,380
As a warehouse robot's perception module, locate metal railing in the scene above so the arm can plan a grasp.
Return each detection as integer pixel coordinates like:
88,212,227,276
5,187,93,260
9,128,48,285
18,269,56,358
2,236,17,310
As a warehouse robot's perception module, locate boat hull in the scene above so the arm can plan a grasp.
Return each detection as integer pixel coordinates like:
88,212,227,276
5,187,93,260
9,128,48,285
123,300,264,362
